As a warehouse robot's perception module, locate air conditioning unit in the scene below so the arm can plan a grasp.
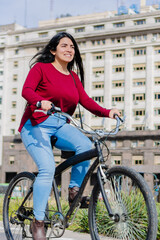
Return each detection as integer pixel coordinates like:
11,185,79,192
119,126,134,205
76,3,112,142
134,100,138,105
151,37,157,42
135,116,140,120
112,101,117,106
130,39,135,44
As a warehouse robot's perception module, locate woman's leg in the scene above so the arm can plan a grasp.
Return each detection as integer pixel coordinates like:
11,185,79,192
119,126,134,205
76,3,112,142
21,120,55,220
54,123,93,188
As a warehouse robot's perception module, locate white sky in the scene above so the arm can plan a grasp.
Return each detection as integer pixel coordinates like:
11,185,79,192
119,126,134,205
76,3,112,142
0,0,158,28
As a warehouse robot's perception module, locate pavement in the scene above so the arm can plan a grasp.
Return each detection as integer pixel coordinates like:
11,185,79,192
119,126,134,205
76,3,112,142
0,221,91,240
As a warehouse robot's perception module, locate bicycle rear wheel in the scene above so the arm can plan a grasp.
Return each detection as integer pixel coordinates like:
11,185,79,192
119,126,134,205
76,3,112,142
3,172,35,240
89,166,157,240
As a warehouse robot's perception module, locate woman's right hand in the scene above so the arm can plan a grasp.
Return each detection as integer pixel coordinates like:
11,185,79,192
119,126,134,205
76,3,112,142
41,100,53,111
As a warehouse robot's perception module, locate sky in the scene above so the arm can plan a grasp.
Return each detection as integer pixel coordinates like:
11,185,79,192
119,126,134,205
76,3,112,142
0,0,158,28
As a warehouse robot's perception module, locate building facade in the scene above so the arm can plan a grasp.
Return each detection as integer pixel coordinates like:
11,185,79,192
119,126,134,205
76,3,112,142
0,4,160,195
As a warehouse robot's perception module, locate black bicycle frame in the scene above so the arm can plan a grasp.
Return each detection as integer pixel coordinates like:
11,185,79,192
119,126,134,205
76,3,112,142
53,142,113,223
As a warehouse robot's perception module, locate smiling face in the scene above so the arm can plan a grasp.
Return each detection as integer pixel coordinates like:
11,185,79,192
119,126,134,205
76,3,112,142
51,37,75,65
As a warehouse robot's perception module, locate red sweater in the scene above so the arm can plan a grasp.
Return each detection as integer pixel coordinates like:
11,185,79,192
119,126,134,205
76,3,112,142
18,62,110,132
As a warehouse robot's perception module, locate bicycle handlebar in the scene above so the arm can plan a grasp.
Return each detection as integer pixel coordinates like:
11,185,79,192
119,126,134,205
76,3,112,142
34,103,123,137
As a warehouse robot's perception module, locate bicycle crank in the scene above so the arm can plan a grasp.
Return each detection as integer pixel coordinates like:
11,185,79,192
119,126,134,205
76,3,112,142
48,212,65,238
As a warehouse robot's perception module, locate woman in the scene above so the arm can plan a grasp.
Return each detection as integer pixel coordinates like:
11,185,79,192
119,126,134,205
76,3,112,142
19,32,120,240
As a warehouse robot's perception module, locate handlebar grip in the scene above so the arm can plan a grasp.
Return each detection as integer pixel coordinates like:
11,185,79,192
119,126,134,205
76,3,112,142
114,114,123,123
47,103,62,115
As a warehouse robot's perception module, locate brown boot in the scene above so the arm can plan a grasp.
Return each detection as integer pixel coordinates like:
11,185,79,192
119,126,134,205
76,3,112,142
30,218,46,240
68,186,79,206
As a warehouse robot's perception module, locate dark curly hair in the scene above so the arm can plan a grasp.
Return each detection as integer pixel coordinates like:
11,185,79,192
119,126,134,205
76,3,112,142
30,32,84,86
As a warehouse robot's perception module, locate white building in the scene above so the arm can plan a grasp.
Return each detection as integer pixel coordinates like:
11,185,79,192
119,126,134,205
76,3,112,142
0,4,160,165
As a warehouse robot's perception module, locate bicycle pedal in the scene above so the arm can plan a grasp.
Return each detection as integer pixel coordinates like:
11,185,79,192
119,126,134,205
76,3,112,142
80,196,90,208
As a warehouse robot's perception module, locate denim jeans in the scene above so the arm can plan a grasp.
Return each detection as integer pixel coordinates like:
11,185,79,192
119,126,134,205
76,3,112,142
21,113,92,220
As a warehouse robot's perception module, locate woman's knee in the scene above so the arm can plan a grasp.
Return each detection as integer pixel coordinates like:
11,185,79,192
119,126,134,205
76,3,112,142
38,161,55,181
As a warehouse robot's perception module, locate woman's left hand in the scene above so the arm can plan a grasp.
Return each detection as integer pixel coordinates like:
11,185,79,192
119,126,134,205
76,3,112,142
109,108,121,119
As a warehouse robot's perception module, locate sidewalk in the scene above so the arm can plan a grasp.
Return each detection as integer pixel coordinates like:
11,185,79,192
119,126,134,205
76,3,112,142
54,229,91,240
0,221,91,240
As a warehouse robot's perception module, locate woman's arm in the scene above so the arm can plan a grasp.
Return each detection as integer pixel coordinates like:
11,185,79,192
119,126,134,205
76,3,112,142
22,63,45,105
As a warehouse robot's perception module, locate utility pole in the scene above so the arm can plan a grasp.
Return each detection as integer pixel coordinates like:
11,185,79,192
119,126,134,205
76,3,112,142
24,0,27,27
50,0,54,19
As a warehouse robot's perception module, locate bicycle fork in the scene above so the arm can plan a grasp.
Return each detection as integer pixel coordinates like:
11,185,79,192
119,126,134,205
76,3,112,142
97,166,114,218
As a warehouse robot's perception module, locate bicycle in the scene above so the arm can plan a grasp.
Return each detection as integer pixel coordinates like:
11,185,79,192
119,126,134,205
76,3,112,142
3,104,158,240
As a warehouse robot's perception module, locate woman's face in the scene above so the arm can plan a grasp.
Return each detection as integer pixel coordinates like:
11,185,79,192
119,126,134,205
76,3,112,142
51,37,75,64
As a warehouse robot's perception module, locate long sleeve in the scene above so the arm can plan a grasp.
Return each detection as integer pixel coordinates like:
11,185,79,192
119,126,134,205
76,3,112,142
22,64,46,105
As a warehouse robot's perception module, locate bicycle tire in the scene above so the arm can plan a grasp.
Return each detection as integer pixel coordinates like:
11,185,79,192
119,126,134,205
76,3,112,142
3,172,35,240
89,166,157,240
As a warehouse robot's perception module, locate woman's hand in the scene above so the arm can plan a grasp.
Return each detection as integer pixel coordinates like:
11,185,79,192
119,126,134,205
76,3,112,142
109,108,121,119
41,100,53,111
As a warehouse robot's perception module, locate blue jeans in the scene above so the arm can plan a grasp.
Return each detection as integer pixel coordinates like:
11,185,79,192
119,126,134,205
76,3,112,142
21,114,92,220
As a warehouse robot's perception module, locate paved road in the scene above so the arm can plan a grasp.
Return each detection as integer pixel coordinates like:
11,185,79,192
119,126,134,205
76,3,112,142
0,221,91,240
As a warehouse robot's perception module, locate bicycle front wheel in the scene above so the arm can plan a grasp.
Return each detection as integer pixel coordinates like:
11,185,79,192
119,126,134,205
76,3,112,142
89,166,157,240
3,172,35,240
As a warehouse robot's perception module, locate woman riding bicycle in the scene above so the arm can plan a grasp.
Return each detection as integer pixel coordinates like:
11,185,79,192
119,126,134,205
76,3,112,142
18,31,120,240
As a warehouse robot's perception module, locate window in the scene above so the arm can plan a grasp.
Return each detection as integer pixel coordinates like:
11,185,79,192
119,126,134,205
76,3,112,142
133,79,145,86
10,143,15,149
133,64,146,71
133,93,145,101
75,27,85,33
133,109,145,116
10,129,15,135
11,101,16,108
91,40,105,46
93,68,104,77
13,74,18,81
112,95,124,102
15,49,19,55
13,61,18,68
155,124,160,130
78,41,86,47
155,93,160,100
11,115,16,122
93,52,104,60
133,125,145,131
113,22,125,28
134,19,146,25
94,24,104,31
154,155,160,165
9,155,15,165
112,50,125,58
15,36,19,42
132,155,144,165
92,96,104,103
155,62,160,70
112,80,124,88
155,78,160,85
0,112,2,119
155,17,160,23
110,140,116,148
112,66,125,73
0,97,2,104
0,71,3,75
131,35,147,42
38,32,48,38
111,37,126,44
92,82,104,89
154,141,160,147
154,47,160,54
12,88,17,94
133,48,146,56
154,108,160,116
112,155,121,165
